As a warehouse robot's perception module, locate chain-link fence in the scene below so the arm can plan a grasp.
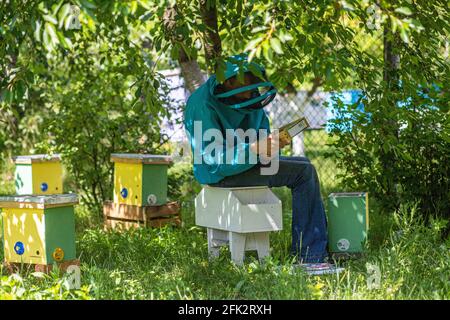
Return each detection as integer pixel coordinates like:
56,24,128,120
266,91,342,196
265,29,384,197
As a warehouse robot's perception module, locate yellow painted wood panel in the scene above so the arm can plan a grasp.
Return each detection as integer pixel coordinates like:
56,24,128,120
31,162,63,194
366,193,369,231
2,208,47,264
113,162,142,206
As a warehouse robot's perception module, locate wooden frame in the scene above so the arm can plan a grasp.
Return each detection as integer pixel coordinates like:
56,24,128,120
103,201,181,230
3,259,80,274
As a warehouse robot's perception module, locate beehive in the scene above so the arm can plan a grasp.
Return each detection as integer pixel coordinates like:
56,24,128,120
195,186,283,233
0,194,77,266
195,186,283,265
111,153,172,206
14,154,63,195
327,192,369,253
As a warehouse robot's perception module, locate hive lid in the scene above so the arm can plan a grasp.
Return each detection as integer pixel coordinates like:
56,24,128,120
13,154,61,164
329,192,367,198
0,194,78,209
110,153,173,165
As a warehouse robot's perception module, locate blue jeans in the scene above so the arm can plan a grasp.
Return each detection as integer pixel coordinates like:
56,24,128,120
210,156,329,263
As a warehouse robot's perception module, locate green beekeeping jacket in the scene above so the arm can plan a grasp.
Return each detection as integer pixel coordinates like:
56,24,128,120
184,56,276,184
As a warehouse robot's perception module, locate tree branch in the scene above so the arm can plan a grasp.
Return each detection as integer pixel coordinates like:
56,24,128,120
199,0,222,73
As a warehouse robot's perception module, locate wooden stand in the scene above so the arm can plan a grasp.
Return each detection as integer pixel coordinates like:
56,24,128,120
3,259,80,274
103,201,181,230
207,228,270,265
195,186,282,265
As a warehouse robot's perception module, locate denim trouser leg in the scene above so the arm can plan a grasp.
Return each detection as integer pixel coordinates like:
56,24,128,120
209,156,329,263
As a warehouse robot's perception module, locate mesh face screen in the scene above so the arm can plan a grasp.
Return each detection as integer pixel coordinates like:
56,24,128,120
214,72,276,110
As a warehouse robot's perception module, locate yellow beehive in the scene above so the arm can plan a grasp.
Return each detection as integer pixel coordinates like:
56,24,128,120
111,153,172,207
13,154,63,195
0,194,78,266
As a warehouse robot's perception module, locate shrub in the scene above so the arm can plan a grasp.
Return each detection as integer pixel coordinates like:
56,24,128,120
36,38,179,214
167,162,201,203
328,84,449,222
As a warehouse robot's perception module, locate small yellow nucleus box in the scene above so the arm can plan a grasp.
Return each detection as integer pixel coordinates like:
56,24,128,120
0,194,78,265
111,153,173,207
13,154,63,195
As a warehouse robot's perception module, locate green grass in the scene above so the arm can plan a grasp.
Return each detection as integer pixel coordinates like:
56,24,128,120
1,199,449,300
1,134,449,300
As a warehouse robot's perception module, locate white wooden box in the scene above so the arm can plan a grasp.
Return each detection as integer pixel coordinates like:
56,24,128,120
195,186,282,233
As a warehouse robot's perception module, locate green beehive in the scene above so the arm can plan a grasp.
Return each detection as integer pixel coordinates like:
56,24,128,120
111,153,173,207
327,192,369,253
0,194,78,266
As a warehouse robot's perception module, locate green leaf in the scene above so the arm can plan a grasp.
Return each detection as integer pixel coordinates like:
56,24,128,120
45,22,59,46
251,26,268,33
43,14,58,25
400,27,409,43
409,19,424,31
56,31,72,49
248,62,264,79
140,12,153,22
58,4,72,28
279,31,293,42
244,36,264,52
262,41,273,63
79,0,97,10
215,59,227,83
34,20,42,42
248,48,257,62
395,7,413,16
64,14,74,30
270,37,283,54
42,28,51,50
170,45,179,60
340,1,355,11
137,0,151,10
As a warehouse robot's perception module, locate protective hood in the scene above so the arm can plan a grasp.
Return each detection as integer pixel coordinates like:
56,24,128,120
184,54,273,185
209,54,277,111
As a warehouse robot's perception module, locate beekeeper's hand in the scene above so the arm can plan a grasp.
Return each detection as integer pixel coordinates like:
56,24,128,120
278,130,292,148
250,131,290,161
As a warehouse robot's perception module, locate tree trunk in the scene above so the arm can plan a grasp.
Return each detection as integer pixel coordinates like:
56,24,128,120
199,0,222,73
178,48,206,94
381,20,401,211
162,2,223,94
162,5,205,94
383,24,400,88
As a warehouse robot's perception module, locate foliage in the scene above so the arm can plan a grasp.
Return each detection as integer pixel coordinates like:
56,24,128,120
1,1,180,211
0,271,92,300
37,36,177,212
1,0,448,219
167,162,201,203
326,1,449,219
0,0,448,301
329,86,449,219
